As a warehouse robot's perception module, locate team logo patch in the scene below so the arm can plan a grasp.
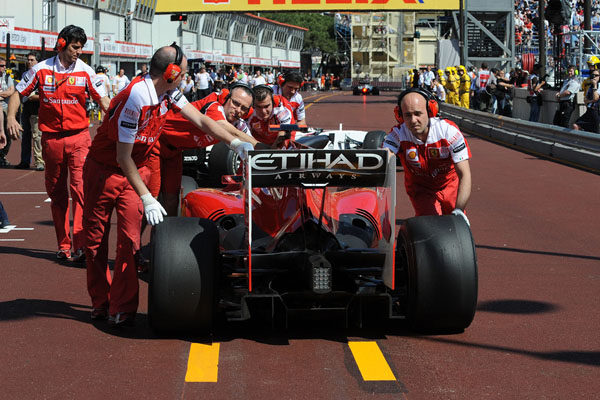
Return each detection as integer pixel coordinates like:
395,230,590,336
23,75,29,83
453,142,466,153
42,85,55,93
68,77,75,85
124,108,139,120
120,121,137,129
428,147,440,158
95,81,103,87
173,91,183,102
406,148,419,162
45,76,54,85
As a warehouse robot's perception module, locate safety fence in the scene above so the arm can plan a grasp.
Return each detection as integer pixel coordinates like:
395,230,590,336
440,103,600,174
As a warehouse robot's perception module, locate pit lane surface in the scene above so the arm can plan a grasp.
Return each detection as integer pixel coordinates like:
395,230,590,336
1,90,598,398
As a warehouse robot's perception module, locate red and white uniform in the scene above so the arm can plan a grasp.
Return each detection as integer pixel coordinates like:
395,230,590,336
16,57,106,253
476,69,491,90
273,85,305,122
83,74,188,316
159,97,250,195
384,118,471,216
246,96,294,145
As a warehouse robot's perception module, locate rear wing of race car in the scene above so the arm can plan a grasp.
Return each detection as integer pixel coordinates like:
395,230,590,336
246,149,391,188
244,149,397,291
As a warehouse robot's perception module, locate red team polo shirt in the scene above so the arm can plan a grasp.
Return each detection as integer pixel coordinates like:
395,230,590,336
246,96,295,145
16,57,106,132
89,74,189,168
384,118,471,191
160,96,251,152
272,85,306,122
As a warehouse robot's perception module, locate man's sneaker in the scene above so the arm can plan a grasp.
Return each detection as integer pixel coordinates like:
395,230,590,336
0,220,8,229
14,162,29,170
56,249,71,260
0,158,11,168
71,248,86,263
36,164,45,171
91,307,108,321
108,312,136,327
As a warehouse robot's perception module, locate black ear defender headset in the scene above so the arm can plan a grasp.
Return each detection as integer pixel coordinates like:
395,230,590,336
164,42,183,83
253,84,281,107
394,87,439,124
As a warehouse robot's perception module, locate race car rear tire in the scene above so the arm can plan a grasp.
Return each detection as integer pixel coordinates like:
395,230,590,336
149,217,219,335
208,142,238,183
353,88,360,95
398,215,477,332
362,130,387,149
372,88,380,95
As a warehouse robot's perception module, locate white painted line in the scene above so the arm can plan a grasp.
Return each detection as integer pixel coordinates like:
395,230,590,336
35,206,41,208
13,228,34,231
0,239,25,241
0,225,17,233
44,198,51,203
0,192,47,195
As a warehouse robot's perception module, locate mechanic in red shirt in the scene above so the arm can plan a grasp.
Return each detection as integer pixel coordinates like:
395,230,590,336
159,82,258,215
246,84,295,147
6,25,110,261
83,44,254,326
272,71,306,125
384,88,472,225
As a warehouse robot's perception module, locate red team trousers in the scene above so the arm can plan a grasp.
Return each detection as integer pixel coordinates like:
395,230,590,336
406,177,459,216
42,130,90,251
83,158,150,315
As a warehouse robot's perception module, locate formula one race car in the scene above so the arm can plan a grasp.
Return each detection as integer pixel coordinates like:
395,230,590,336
148,133,477,335
353,79,380,96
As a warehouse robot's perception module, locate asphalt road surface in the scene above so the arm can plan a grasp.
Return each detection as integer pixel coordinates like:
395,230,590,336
0,90,598,399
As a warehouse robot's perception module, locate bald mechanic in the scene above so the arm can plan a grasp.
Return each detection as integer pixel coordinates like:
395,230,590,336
384,88,472,226
272,71,306,125
247,84,295,148
159,83,258,215
6,25,110,261
83,44,253,326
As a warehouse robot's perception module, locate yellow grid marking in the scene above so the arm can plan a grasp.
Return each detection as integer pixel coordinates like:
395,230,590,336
348,341,396,381
185,343,220,382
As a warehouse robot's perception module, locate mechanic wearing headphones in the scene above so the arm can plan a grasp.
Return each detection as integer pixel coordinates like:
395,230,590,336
383,88,472,226
159,83,259,216
272,71,306,126
6,25,110,262
247,84,295,148
83,44,254,326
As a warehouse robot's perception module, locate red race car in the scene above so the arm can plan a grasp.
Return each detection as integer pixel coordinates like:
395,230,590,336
148,141,477,335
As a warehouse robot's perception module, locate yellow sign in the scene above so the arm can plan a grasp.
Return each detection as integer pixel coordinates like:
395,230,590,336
156,0,460,13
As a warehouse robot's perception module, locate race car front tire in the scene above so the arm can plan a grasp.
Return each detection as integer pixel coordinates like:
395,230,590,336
397,215,478,332
208,142,238,183
149,217,219,335
362,130,387,149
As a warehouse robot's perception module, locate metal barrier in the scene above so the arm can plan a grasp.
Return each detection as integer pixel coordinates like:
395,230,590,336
440,103,600,173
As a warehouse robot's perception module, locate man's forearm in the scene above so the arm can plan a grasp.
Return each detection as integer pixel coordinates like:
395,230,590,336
116,142,150,197
454,160,471,211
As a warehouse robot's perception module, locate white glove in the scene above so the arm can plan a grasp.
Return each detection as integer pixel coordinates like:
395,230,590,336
229,138,254,161
141,193,167,226
451,208,470,227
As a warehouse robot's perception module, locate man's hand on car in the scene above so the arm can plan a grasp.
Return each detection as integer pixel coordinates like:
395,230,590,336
229,138,254,161
451,208,470,227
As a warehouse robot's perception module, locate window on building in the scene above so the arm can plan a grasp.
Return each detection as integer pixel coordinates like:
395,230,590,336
214,15,229,39
245,24,259,45
261,29,274,47
232,22,245,42
133,0,156,23
202,15,216,36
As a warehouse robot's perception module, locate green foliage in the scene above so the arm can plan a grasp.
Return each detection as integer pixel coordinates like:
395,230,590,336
258,12,337,54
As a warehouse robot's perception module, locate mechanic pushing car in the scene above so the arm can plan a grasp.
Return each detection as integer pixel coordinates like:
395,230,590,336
82,43,254,326
384,88,472,226
247,84,295,147
159,82,259,216
272,70,306,126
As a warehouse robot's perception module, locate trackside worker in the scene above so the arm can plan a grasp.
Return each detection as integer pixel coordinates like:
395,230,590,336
6,25,110,261
384,88,472,225
444,67,458,105
581,55,600,95
437,69,446,86
457,65,471,109
247,84,295,147
272,71,306,126
159,83,258,216
83,44,254,326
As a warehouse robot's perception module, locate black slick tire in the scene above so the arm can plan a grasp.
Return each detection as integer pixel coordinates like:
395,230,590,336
149,217,219,335
362,130,387,149
397,215,478,332
208,142,238,183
